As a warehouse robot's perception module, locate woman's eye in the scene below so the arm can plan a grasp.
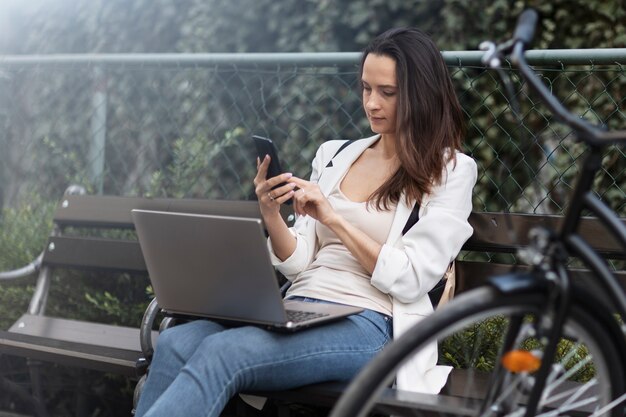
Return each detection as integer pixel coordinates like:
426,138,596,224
383,90,396,97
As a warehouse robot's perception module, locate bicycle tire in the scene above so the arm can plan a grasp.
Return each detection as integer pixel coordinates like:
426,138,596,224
330,286,625,417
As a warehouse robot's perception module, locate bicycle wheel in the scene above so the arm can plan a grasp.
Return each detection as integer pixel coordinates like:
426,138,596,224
330,286,625,417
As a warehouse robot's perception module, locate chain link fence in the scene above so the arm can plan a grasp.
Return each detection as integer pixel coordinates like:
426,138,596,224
0,51,624,216
0,50,624,415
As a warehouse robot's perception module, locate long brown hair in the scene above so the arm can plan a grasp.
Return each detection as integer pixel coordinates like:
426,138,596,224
360,28,465,209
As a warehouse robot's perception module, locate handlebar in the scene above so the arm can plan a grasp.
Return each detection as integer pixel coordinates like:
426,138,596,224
512,9,539,47
484,9,626,147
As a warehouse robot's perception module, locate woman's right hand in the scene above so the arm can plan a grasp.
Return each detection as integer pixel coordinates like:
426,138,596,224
254,155,296,218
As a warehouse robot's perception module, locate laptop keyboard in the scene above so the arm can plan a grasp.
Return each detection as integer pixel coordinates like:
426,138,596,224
285,309,329,323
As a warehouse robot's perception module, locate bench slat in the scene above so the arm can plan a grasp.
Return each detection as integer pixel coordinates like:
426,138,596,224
249,379,481,415
256,368,595,415
376,389,480,416
467,212,625,258
43,236,147,272
54,196,294,229
9,314,156,352
455,260,626,294
3,315,158,376
375,369,594,416
0,330,143,376
54,195,169,228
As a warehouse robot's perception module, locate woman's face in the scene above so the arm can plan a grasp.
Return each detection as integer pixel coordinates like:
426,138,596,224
361,53,398,137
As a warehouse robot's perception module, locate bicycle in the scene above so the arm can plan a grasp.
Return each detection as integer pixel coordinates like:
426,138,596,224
329,9,626,417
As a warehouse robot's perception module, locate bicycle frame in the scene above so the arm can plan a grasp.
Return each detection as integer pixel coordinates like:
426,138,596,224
482,10,626,416
507,29,626,326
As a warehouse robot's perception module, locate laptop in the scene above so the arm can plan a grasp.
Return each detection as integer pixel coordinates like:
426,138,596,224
131,209,363,332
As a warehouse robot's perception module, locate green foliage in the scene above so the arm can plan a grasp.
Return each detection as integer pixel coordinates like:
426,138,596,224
435,0,626,50
147,126,255,199
174,0,626,54
42,271,151,328
439,314,597,383
440,315,509,371
0,192,55,329
3,0,624,55
0,194,54,270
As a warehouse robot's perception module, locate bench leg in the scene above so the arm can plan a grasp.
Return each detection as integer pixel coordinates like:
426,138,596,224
26,359,50,417
277,403,292,417
74,369,91,417
233,397,269,417
0,373,47,417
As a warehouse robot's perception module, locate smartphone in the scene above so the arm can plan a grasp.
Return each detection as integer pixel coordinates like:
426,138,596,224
252,135,284,181
252,136,291,203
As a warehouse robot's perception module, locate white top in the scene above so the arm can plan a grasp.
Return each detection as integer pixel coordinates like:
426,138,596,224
269,135,477,394
285,181,395,316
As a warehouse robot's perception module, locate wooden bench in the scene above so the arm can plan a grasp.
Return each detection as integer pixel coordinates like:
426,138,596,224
0,188,624,416
138,209,626,415
0,187,294,416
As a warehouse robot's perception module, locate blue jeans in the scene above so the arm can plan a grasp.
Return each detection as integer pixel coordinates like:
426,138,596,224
135,298,392,417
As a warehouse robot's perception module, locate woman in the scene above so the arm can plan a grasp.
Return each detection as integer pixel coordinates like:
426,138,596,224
135,27,476,417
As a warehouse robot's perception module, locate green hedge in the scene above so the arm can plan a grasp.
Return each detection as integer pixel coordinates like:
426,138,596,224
0,193,55,329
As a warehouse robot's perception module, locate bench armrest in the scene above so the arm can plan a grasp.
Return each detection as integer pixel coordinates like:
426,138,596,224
140,298,160,360
0,253,43,281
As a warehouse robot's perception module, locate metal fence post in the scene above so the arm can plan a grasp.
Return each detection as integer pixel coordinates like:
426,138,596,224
89,65,107,194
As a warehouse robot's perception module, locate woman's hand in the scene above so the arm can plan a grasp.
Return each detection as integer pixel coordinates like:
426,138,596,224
253,155,297,261
254,155,296,217
288,177,339,226
289,176,381,273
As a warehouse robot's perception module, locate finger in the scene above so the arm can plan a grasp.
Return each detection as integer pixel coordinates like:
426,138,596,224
291,188,302,215
276,190,295,205
259,154,270,174
267,183,295,203
292,188,307,210
286,176,310,188
272,182,297,197
293,189,308,217
265,172,293,190
265,190,280,205
294,197,304,217
254,155,270,185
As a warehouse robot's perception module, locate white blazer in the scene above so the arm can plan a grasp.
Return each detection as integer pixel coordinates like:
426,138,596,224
268,134,477,393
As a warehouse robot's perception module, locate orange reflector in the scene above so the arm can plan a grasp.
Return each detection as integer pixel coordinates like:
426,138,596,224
501,350,541,373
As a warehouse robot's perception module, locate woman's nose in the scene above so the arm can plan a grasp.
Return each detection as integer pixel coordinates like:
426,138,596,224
365,94,380,110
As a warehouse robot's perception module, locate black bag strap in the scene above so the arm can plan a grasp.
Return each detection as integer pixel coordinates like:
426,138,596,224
325,139,356,168
319,139,446,307
327,138,421,236
400,201,447,308
401,203,420,235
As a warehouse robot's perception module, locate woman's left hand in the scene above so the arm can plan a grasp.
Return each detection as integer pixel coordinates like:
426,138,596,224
288,177,338,226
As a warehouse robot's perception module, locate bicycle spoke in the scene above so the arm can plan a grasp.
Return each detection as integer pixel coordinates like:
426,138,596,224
541,378,597,406
485,374,527,416
588,392,626,417
540,351,593,404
